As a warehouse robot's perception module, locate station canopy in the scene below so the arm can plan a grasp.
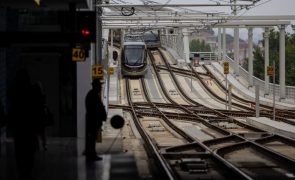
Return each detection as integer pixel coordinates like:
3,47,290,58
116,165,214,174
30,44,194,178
100,0,294,30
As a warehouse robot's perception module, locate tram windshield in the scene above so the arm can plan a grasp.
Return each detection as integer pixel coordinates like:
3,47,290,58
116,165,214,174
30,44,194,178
124,45,145,65
144,31,159,42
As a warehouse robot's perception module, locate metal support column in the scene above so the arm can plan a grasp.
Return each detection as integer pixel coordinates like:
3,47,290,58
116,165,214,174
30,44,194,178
255,85,260,118
225,74,228,110
182,28,190,63
222,28,226,60
121,29,125,47
228,84,232,110
279,25,286,99
248,27,253,87
264,27,270,95
234,27,239,76
273,60,276,121
96,0,102,65
110,29,113,64
218,27,222,61
165,28,169,46
233,0,239,76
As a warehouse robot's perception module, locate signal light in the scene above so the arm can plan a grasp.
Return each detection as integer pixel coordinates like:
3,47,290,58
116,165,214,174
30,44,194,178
76,11,96,43
81,29,91,36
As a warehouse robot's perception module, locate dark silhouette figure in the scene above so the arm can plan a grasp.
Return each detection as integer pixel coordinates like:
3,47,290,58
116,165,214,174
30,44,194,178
33,82,53,151
8,69,43,180
85,79,107,161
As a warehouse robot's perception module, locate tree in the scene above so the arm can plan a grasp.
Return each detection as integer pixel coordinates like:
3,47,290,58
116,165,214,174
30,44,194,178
205,44,211,51
200,40,205,51
189,39,200,52
189,39,211,52
253,45,265,80
285,39,295,86
248,28,295,85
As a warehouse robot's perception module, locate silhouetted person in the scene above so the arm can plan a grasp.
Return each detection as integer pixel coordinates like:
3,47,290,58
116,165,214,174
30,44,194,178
33,82,52,151
8,68,41,180
85,79,107,161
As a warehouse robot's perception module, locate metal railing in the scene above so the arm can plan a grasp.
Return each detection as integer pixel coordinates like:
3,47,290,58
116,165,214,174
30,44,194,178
190,52,218,62
161,32,295,103
226,54,295,103
161,31,185,60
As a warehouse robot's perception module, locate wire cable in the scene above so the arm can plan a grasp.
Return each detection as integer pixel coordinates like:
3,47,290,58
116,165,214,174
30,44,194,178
104,129,123,154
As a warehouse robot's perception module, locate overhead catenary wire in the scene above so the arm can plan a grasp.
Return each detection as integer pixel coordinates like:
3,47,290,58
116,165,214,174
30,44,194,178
224,0,272,22
101,0,279,30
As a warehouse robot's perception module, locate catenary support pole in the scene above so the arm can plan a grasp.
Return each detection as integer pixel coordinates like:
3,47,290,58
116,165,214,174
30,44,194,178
96,0,103,65
222,28,226,60
233,0,239,76
228,84,232,110
273,60,276,121
248,27,253,87
110,29,113,64
279,25,286,99
182,28,190,63
218,27,222,61
264,27,270,95
255,85,260,118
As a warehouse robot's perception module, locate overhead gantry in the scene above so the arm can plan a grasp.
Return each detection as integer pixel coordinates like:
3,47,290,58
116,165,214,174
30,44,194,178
99,1,295,100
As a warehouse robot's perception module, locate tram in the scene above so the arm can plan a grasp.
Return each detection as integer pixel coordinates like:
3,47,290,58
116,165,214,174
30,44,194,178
121,41,147,77
143,30,161,49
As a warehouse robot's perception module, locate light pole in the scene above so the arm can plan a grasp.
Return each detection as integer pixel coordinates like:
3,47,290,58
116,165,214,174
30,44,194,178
273,60,276,121
191,60,193,92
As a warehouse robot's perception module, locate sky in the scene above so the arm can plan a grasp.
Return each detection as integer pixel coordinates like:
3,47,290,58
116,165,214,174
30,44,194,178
116,0,295,42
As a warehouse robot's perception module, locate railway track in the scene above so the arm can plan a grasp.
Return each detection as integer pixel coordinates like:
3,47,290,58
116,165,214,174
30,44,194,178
147,48,295,179
155,48,295,124
123,75,295,179
127,78,250,179
202,65,295,124
125,78,177,180
109,48,295,179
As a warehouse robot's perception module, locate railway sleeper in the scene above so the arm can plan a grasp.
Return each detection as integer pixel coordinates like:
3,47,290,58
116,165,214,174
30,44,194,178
177,158,208,174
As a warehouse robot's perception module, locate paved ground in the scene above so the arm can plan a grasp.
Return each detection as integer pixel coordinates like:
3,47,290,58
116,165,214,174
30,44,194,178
0,108,150,180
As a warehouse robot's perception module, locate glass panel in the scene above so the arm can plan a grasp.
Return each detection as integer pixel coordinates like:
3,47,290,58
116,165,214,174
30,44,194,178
124,45,144,65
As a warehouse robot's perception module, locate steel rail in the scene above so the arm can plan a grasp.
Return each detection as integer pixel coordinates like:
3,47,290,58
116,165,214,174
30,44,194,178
157,65,209,77
110,48,295,179
140,76,252,179
140,78,195,142
148,49,231,136
150,48,295,167
202,65,295,124
176,63,289,121
158,62,295,121
109,100,295,162
125,78,177,180
157,48,252,118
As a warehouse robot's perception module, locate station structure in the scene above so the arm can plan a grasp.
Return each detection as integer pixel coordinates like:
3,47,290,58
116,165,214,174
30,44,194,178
1,0,295,180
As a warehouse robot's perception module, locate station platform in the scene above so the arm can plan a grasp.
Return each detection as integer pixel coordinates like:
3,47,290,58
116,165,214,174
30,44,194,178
245,117,295,139
0,109,151,180
0,138,137,180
